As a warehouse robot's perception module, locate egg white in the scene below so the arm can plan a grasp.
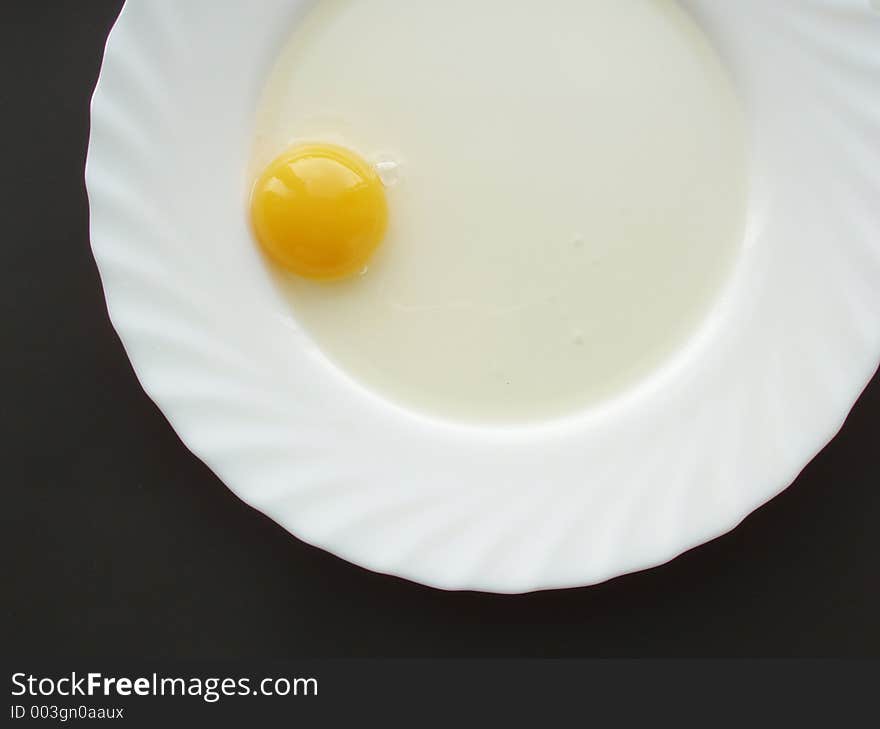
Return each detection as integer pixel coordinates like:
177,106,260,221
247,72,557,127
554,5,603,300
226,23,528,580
252,0,748,423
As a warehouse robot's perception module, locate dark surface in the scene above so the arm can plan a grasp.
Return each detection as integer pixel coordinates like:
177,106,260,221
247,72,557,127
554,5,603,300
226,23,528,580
2,1,878,659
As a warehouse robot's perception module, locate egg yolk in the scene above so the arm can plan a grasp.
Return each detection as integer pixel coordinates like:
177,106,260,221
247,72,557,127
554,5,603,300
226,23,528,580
250,143,388,281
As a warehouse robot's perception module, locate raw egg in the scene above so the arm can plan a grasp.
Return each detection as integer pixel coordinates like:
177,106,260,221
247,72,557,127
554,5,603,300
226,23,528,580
251,0,749,423
251,143,387,281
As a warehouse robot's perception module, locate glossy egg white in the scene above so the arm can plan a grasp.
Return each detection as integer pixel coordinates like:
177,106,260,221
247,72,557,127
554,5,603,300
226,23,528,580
252,0,749,423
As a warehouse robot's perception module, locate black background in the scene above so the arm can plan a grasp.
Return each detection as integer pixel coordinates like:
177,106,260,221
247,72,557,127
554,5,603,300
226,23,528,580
2,1,878,659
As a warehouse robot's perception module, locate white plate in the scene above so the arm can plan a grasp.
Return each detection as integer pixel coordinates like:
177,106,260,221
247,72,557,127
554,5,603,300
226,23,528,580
87,0,880,592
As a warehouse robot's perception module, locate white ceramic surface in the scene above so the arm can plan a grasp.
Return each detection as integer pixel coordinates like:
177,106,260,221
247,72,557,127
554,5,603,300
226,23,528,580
87,0,880,592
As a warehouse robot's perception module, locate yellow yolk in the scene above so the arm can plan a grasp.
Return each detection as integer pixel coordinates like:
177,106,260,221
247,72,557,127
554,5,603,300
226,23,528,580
250,143,388,281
